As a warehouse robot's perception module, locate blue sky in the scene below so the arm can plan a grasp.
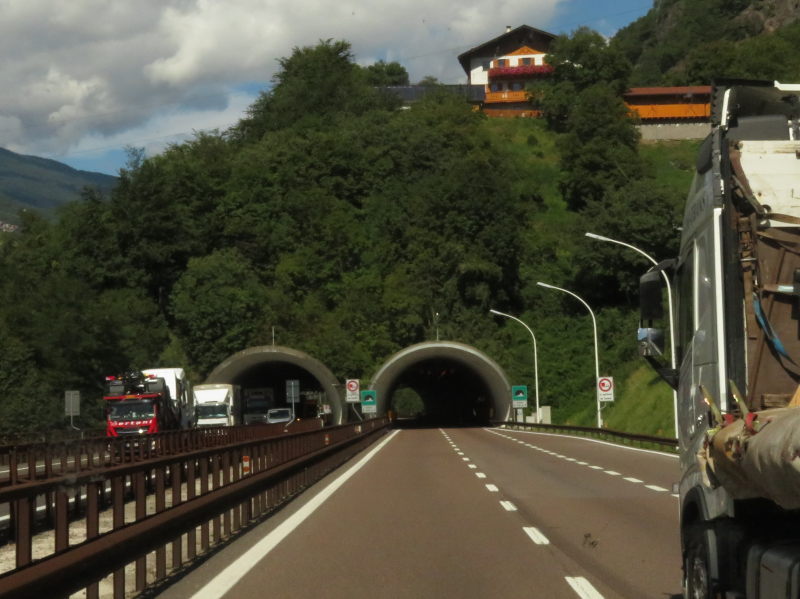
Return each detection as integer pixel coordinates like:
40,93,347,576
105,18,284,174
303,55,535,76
1,1,653,176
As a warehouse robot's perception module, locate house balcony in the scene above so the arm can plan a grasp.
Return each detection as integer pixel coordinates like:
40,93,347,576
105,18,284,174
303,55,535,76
485,90,530,103
488,64,554,79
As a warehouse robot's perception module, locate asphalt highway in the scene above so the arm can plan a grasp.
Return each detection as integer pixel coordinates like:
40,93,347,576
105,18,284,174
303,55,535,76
159,427,682,599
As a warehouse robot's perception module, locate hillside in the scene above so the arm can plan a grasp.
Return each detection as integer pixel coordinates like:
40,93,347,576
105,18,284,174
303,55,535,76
0,148,117,227
613,0,800,85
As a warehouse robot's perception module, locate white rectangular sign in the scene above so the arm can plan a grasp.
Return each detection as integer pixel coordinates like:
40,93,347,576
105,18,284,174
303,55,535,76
345,379,360,403
65,390,80,417
286,379,300,404
597,376,615,403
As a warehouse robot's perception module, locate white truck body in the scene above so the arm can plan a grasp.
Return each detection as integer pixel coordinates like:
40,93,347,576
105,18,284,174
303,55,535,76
142,367,191,428
639,81,800,598
193,383,238,427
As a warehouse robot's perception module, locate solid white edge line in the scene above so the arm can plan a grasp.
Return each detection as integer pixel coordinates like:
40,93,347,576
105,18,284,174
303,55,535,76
190,430,400,599
565,576,604,599
523,526,550,545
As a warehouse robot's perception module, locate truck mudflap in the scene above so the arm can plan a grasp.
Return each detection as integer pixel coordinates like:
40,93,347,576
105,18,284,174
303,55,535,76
702,405,800,509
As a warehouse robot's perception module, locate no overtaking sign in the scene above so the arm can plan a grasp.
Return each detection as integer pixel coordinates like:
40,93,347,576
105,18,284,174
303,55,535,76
345,379,360,403
597,377,614,403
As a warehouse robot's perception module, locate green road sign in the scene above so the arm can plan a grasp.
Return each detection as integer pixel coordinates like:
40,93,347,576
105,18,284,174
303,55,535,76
361,389,377,414
512,385,528,409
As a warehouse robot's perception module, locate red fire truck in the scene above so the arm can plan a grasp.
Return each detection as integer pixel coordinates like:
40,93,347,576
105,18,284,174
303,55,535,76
103,370,180,437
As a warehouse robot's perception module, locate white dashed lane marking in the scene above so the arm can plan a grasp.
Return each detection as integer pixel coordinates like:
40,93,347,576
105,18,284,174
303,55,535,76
486,429,674,499
500,500,517,511
565,576,605,599
485,484,499,492
523,526,550,545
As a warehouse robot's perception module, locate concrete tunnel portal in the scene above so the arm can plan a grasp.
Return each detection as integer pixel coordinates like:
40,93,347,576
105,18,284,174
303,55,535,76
205,342,511,427
206,346,344,425
371,342,512,426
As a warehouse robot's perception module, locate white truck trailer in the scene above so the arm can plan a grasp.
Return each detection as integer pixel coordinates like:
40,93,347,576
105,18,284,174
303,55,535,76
142,367,191,428
639,80,800,598
193,383,239,427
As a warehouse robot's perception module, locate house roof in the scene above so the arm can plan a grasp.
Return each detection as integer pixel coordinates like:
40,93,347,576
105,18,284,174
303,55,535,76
457,25,557,75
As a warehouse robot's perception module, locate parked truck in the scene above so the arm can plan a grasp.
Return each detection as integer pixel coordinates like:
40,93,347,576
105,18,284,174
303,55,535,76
193,383,239,427
639,80,800,598
103,369,181,436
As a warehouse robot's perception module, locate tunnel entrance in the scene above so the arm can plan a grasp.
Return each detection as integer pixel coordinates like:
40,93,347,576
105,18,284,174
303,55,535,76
371,342,510,426
389,357,494,425
206,346,344,425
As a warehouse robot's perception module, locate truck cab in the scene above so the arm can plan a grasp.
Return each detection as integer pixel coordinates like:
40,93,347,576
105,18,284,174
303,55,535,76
193,383,239,427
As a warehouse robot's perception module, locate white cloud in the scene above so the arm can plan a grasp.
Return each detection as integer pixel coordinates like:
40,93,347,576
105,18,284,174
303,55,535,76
0,0,565,167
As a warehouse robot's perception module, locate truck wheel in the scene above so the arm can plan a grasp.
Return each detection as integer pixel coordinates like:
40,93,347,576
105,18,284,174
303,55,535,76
685,525,717,599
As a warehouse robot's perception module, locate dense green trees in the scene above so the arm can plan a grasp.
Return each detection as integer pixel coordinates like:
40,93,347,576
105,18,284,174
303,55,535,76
613,0,800,85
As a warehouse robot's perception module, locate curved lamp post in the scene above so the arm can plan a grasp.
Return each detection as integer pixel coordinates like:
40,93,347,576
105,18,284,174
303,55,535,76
585,232,678,437
536,282,602,428
489,309,540,423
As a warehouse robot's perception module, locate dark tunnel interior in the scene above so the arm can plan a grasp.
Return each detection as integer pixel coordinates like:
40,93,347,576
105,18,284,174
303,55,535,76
388,357,494,426
233,361,325,420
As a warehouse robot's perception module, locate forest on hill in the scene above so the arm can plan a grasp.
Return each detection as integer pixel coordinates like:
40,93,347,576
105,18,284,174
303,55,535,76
0,34,696,439
613,0,800,85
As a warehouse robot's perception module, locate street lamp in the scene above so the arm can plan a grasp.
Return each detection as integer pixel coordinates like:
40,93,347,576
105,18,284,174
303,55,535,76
489,309,540,423
585,232,678,437
536,282,602,428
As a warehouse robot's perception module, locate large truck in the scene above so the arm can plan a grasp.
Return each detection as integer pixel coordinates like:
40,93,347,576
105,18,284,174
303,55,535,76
193,383,239,427
103,369,181,436
639,81,800,598
241,387,274,424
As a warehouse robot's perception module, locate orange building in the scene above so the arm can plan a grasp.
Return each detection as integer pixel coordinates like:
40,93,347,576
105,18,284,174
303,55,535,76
457,25,556,118
624,86,711,122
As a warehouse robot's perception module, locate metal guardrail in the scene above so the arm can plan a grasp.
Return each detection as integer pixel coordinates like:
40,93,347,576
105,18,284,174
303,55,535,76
0,419,325,488
0,418,389,599
493,421,679,452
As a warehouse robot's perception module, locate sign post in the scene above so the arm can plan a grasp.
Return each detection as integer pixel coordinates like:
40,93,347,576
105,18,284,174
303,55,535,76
597,376,615,403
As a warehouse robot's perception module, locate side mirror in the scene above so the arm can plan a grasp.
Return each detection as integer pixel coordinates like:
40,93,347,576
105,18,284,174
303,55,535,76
640,270,664,321
638,327,665,357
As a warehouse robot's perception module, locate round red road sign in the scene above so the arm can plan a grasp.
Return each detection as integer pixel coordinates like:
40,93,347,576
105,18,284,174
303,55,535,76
598,377,613,392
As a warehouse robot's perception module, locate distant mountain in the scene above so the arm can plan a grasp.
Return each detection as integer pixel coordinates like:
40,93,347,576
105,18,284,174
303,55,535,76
0,148,118,227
